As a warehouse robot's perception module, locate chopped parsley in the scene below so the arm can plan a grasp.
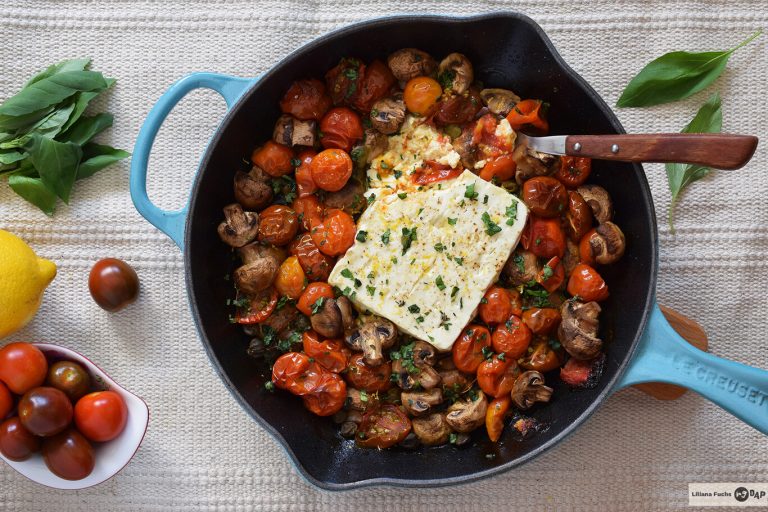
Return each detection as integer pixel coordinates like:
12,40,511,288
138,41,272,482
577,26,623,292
513,254,525,274
401,226,418,255
359,389,369,402
356,230,368,243
434,242,446,252
481,212,502,236
541,264,554,280
451,286,460,298
483,194,489,204
367,193,376,205
438,69,456,90
340,268,354,279
390,342,420,374
311,297,326,314
394,170,403,179
454,256,464,266
416,316,425,323
408,304,421,314
264,381,275,392
275,296,292,310
366,285,376,296
381,229,391,245
505,202,518,225
290,158,301,168
435,275,446,291
447,217,458,226
381,161,390,170
464,183,479,200
481,346,494,360
397,192,408,199
353,278,362,288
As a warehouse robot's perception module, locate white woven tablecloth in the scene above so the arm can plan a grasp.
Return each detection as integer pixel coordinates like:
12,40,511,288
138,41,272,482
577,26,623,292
1,1,766,510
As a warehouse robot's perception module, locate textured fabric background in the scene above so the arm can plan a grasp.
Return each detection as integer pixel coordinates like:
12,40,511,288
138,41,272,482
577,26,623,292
0,1,766,510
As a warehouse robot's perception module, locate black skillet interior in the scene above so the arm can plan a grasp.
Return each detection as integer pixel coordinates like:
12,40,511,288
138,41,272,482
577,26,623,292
184,13,658,489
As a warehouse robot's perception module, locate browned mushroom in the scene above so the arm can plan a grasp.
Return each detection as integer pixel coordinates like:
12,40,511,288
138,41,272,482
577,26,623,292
370,95,406,135
387,48,437,82
217,203,259,248
412,341,437,366
411,413,452,446
363,128,389,164
513,143,560,184
576,184,613,224
563,239,580,277
345,315,398,366
480,88,521,116
503,249,540,286
234,242,284,295
260,303,303,340
437,53,473,95
311,298,343,338
558,300,603,360
273,114,317,147
391,359,441,390
401,388,443,416
335,295,356,333
234,166,273,210
346,388,379,411
588,221,626,265
323,178,366,215
511,371,553,410
440,369,472,396
445,391,487,433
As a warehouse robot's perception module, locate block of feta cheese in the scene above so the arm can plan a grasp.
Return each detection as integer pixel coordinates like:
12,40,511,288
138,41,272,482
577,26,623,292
328,170,528,351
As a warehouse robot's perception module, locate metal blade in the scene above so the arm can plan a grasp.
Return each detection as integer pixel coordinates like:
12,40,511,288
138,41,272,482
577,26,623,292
517,134,567,155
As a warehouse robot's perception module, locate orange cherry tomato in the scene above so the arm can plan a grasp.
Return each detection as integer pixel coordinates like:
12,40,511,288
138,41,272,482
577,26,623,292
292,233,334,281
567,263,609,302
505,99,549,133
349,59,396,113
310,148,353,192
578,229,597,266
522,216,566,259
292,195,324,232
520,339,562,372
295,149,318,198
310,209,356,257
274,256,306,300
302,330,348,373
251,140,294,177
357,404,412,449
302,371,347,416
479,154,517,182
410,160,462,186
272,352,320,395
555,156,592,188
537,256,565,293
403,77,442,116
279,78,332,121
0,381,12,419
452,325,492,374
319,107,364,152
258,205,299,246
522,308,561,335
73,391,128,442
477,355,520,398
479,286,515,325
0,342,48,395
486,395,511,442
345,354,392,393
235,288,279,324
296,282,335,316
491,315,532,359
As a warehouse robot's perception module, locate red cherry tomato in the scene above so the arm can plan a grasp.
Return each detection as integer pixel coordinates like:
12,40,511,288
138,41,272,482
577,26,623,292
491,315,532,359
279,78,332,121
505,99,549,133
18,386,73,437
292,233,335,281
356,405,412,449
42,428,95,481
257,205,299,246
301,371,347,416
486,395,511,442
452,325,492,374
74,391,128,442
479,154,517,182
345,354,392,393
522,176,568,218
302,330,348,373
478,355,520,397
349,59,396,113
410,160,462,186
521,308,561,335
567,263,610,302
235,288,279,324
537,256,565,293
0,343,48,395
522,216,566,259
88,258,140,312
251,141,294,177
433,90,482,126
0,381,11,419
0,417,40,462
578,229,597,266
319,107,364,153
296,282,335,316
310,209,356,257
478,286,515,325
310,148,353,192
325,57,365,106
555,156,592,188
520,339,563,372
272,352,312,394
292,194,324,232
294,149,318,198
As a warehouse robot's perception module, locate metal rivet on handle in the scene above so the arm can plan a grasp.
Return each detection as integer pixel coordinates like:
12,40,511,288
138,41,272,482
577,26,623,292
611,144,620,153
573,142,581,151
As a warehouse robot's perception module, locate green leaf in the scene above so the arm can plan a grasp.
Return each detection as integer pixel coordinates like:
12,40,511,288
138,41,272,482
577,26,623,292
26,102,76,139
76,142,129,180
7,174,58,215
0,149,27,165
24,59,91,87
24,133,82,202
617,30,760,107
666,93,722,232
0,107,54,132
58,113,113,146
60,78,115,133
0,71,108,117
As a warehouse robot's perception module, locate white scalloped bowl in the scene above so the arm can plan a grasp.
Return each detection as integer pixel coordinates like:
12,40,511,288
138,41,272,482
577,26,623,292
0,343,149,490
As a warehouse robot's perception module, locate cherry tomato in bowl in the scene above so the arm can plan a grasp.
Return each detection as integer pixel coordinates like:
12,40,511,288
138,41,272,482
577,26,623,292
74,391,129,443
0,342,48,395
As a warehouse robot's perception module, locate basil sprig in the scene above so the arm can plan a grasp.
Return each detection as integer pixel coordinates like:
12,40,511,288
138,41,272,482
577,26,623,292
0,59,128,215
617,30,761,108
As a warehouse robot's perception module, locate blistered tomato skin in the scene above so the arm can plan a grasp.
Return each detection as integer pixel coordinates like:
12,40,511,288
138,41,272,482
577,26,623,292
88,258,140,312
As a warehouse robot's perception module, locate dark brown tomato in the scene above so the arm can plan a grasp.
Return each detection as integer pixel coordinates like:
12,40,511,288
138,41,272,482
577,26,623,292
522,176,568,218
257,205,299,246
42,428,95,481
18,387,73,437
46,360,91,402
349,59,396,113
345,354,392,393
88,258,140,312
565,191,594,243
292,233,334,281
0,417,40,461
279,78,332,121
325,57,365,106
356,405,412,449
433,90,482,126
521,308,561,335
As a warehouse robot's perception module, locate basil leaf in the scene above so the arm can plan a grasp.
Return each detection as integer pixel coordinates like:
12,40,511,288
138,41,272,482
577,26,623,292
617,30,760,107
60,78,115,133
0,107,54,132
24,133,82,202
666,93,722,232
0,71,108,117
59,113,113,146
24,59,91,87
27,102,76,139
76,142,129,180
7,174,58,216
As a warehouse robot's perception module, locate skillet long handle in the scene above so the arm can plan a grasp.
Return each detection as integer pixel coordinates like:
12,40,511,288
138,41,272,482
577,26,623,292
565,134,758,170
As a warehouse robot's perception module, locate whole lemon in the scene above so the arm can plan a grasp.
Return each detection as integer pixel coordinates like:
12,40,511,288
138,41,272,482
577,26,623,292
0,229,56,339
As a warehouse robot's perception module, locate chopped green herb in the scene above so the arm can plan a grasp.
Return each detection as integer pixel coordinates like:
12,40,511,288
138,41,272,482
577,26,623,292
359,389,369,402
354,278,362,288
397,192,408,199
356,230,368,243
481,212,502,236
408,304,420,314
340,268,354,279
449,432,459,444
381,229,391,245
454,257,464,266
311,297,326,314
480,297,488,304
483,194,488,204
401,226,417,255
505,202,518,225
416,316,425,323
447,217,458,226
381,161,390,169
394,170,403,179
367,193,376,204
275,296,292,310
264,381,275,392
541,264,554,280
464,183,478,200
366,285,376,296
451,286,460,298
435,275,446,291
434,242,446,252
513,254,525,274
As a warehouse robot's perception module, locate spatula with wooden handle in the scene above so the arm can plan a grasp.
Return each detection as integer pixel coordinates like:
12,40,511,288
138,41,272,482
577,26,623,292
517,133,759,170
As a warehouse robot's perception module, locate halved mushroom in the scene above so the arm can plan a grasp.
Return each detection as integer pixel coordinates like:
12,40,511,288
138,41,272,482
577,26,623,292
511,371,553,410
391,359,441,390
234,243,284,295
412,341,437,366
311,298,343,338
445,392,488,433
363,128,389,164
588,221,626,265
412,413,452,446
345,315,398,366
438,53,473,95
370,95,406,135
401,388,443,416
503,249,540,286
335,295,356,333
218,203,259,248
387,48,437,82
558,300,603,360
323,178,366,215
234,166,273,210
513,143,560,184
273,114,317,147
451,126,479,170
480,88,521,116
576,185,613,224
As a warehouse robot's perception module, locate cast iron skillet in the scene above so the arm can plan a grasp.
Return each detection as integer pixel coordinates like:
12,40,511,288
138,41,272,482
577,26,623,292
130,13,768,489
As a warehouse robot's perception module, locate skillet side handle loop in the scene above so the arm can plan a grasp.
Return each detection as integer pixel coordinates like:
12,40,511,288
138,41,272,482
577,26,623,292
130,73,256,250
617,303,768,435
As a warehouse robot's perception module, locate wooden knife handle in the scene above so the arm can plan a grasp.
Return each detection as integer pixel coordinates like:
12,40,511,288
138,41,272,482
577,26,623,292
565,134,758,170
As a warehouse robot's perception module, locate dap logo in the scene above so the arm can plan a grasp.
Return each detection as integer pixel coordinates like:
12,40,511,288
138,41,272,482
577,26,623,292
734,486,766,502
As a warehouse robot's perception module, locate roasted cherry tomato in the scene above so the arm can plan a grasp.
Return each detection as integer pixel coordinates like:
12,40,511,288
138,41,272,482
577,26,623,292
296,282,335,316
292,233,334,281
555,156,592,188
279,78,332,121
88,258,140,312
522,308,561,335
567,263,609,302
294,149,318,198
46,360,91,402
345,354,392,393
486,395,511,442
472,113,513,156
565,191,593,243
42,428,95,481
410,160,462,186
477,355,520,397
74,391,128,442
522,216,566,259
520,339,562,372
522,176,568,218
0,417,40,462
310,148,353,192
479,154,517,182
272,352,312,394
0,381,12,419
537,256,565,293
578,229,597,266
302,371,347,416
491,315,532,359
505,99,549,133
274,256,306,300
319,107,364,153
302,330,348,373
452,325,492,374
403,77,442,116
325,57,365,106
258,205,299,246
18,386,73,437
479,286,515,325
357,404,412,449
310,209,356,257
0,343,48,395
292,194,324,232
433,91,482,126
349,59,396,113
235,288,279,324
251,140,294,177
